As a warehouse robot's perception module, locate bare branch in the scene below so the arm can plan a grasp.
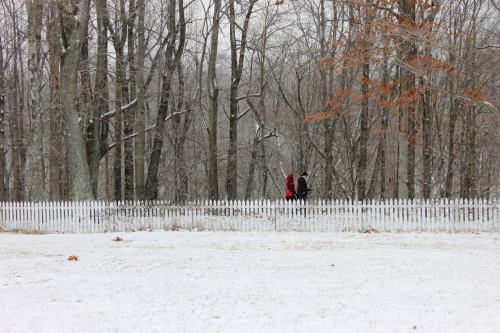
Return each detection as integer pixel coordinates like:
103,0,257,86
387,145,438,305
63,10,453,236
102,98,137,120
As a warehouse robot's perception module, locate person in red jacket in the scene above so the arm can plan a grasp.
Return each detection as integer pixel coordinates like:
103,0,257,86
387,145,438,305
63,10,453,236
285,173,297,200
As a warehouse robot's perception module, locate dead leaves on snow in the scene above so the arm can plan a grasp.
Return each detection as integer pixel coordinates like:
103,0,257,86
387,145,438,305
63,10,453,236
67,255,78,261
112,236,123,242
360,226,379,234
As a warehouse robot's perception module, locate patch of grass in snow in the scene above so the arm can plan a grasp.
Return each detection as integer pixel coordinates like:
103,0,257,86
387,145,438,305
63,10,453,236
0,227,46,235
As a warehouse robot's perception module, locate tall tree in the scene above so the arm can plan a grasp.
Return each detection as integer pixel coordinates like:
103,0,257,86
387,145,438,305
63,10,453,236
26,0,45,201
207,0,222,200
47,2,64,200
172,64,191,203
0,37,7,201
356,1,373,201
225,0,257,200
396,0,417,199
109,0,128,200
124,0,136,200
86,0,110,197
135,0,146,200
420,1,440,199
144,0,186,200
58,0,94,200
7,0,25,201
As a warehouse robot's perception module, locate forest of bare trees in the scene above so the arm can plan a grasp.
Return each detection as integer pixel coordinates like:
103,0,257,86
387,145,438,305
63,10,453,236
0,0,498,202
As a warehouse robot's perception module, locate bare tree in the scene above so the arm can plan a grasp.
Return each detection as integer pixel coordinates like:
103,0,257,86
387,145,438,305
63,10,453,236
207,0,222,200
144,0,186,200
57,0,94,200
135,0,145,200
0,37,7,201
26,0,45,201
225,0,257,200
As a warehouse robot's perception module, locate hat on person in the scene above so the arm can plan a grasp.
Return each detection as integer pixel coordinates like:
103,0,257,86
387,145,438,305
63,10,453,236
301,172,308,177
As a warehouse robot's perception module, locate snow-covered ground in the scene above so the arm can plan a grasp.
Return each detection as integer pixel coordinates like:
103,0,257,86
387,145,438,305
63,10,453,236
1,231,499,333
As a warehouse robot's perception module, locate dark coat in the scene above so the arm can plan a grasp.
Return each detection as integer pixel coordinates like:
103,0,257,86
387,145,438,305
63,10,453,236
296,176,310,200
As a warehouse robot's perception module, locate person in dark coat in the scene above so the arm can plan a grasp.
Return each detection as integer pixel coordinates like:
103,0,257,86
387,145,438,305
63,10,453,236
285,173,297,201
296,172,311,200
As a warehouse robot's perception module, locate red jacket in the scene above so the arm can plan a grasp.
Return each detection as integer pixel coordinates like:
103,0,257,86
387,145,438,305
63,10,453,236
285,173,296,200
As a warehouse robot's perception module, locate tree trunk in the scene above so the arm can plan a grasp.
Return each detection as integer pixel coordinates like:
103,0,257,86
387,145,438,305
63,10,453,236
421,3,438,200
145,0,186,200
124,0,136,200
357,3,373,201
173,65,191,203
226,0,256,200
357,62,370,201
108,0,129,201
47,4,63,200
26,0,45,201
379,49,389,199
207,0,222,200
367,141,382,199
319,0,334,199
0,37,7,201
10,10,24,201
459,10,479,199
397,0,417,199
461,106,477,198
114,46,125,201
421,78,432,199
245,136,259,200
144,72,172,200
135,0,146,200
396,88,408,199
87,0,109,197
444,83,458,197
59,0,94,200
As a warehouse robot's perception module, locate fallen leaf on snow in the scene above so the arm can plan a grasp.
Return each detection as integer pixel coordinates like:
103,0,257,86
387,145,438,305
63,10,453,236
67,255,78,261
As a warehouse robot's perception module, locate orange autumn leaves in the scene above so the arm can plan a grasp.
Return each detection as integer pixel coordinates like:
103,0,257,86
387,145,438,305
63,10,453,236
305,0,497,125
306,51,497,125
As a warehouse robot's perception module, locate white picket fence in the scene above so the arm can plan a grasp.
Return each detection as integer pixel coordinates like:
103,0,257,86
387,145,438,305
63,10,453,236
0,199,498,234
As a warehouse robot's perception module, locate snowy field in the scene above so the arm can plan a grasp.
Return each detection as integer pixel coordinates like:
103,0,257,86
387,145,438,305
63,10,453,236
1,232,499,333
